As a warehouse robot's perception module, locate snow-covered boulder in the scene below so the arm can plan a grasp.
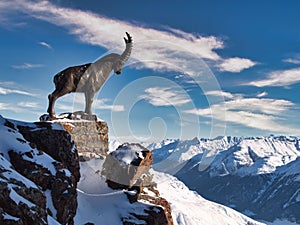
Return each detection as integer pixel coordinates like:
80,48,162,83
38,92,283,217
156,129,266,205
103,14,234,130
102,143,153,190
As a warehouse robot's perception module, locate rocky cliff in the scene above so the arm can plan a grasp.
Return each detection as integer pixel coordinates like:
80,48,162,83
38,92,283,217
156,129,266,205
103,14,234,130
0,115,80,225
0,115,173,225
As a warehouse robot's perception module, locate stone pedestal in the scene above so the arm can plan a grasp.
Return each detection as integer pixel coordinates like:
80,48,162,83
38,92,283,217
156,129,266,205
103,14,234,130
56,120,109,160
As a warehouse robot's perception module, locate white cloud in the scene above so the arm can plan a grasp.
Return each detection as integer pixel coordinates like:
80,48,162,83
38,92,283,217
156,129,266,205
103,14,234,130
38,41,52,49
218,57,257,73
0,102,28,113
256,91,268,98
11,63,44,69
248,68,300,87
93,99,125,112
140,87,191,106
0,103,10,110
205,90,236,99
225,98,293,115
184,94,298,133
56,94,124,112
17,101,40,108
0,86,35,96
283,58,300,65
0,0,255,75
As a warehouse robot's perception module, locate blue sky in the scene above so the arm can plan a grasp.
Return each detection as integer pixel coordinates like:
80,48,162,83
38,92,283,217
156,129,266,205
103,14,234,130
1,0,300,142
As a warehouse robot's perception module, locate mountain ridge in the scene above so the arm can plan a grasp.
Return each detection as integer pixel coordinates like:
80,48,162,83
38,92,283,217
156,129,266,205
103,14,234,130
141,135,300,224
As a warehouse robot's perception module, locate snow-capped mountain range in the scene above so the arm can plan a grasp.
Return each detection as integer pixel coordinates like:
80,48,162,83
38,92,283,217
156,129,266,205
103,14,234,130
127,136,300,224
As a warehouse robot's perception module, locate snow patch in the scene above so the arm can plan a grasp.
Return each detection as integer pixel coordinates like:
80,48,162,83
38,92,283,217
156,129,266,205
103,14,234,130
152,170,264,225
9,185,35,208
3,213,19,221
111,143,145,165
47,215,61,225
45,190,57,219
75,159,153,225
0,155,38,189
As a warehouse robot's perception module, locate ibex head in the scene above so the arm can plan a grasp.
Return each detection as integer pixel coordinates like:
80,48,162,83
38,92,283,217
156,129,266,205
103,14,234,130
113,32,133,75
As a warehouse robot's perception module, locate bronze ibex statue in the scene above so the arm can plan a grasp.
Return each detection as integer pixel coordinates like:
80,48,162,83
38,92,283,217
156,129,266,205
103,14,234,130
47,32,132,117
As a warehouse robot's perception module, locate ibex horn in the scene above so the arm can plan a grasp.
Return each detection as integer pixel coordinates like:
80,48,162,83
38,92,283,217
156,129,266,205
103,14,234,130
124,32,132,44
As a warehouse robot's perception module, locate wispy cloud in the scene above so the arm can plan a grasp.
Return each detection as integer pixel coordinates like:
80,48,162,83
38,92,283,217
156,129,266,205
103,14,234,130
256,91,268,98
184,93,298,133
38,41,52,49
0,0,256,75
0,103,10,110
0,101,43,115
17,101,40,108
0,86,35,96
248,68,300,87
11,63,44,69
205,90,239,99
283,58,300,65
56,94,124,112
140,87,191,106
94,99,125,112
218,57,257,73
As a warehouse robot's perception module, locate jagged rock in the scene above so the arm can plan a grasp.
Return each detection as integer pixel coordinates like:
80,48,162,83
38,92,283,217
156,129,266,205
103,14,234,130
122,188,174,225
102,143,153,189
0,156,47,225
102,143,173,225
0,115,80,225
16,122,80,184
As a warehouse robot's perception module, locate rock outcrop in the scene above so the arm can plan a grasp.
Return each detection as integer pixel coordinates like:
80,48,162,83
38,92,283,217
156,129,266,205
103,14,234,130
40,111,109,160
0,114,174,225
102,143,153,190
102,143,173,225
0,115,80,225
60,119,108,160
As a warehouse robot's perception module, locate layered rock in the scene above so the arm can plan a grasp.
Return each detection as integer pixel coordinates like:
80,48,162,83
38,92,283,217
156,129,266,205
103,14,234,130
0,115,80,225
102,143,173,225
40,111,109,160
59,119,108,160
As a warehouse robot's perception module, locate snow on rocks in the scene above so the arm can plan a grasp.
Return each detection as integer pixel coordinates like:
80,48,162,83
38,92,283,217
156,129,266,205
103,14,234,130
102,143,153,189
0,115,80,225
76,158,173,225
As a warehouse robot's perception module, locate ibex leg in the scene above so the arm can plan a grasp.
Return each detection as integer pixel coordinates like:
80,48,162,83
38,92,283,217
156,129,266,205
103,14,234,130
84,91,94,115
47,88,72,116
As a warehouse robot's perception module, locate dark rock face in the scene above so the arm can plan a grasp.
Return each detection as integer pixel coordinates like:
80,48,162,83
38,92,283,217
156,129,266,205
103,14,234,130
0,116,80,225
17,122,80,183
0,161,47,225
102,143,173,225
